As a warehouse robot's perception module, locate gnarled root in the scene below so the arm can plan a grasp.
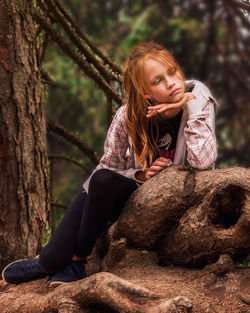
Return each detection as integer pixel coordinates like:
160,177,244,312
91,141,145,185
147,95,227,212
0,272,192,313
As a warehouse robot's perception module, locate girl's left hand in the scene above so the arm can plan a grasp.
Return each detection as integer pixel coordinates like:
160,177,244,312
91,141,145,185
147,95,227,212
147,92,196,119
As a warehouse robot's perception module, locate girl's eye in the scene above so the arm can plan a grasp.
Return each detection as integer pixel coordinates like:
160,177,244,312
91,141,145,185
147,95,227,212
153,79,162,85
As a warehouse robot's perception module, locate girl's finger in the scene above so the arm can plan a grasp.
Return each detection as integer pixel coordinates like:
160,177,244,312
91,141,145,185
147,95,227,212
153,157,171,165
150,160,172,171
150,165,164,172
148,161,172,177
146,110,158,118
148,94,189,113
148,104,166,110
156,104,182,113
156,96,188,113
156,157,170,162
147,170,159,177
148,98,184,111
152,161,170,168
146,110,157,116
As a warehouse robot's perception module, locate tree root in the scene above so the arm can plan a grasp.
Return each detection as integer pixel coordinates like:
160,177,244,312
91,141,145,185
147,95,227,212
113,167,250,267
0,272,192,313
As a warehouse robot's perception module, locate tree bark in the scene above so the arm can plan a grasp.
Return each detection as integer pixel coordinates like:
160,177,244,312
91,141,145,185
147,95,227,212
103,166,250,268
0,0,49,270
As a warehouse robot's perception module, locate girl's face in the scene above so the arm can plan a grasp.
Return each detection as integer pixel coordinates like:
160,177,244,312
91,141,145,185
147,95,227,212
143,58,185,105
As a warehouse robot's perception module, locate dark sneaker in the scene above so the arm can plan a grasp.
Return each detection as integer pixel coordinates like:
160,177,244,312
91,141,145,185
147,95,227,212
2,257,47,284
50,260,86,287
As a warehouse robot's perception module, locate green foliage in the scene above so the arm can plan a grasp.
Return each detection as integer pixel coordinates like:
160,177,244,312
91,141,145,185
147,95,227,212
119,5,160,51
42,222,52,247
44,45,106,207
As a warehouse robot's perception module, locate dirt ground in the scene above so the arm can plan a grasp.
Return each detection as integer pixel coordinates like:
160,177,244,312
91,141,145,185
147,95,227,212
113,264,250,313
1,251,249,313
101,249,250,313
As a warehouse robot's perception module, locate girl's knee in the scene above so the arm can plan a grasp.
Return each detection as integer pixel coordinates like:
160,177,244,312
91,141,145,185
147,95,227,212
89,168,116,188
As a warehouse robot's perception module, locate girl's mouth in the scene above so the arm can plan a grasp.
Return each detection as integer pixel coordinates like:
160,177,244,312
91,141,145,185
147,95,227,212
170,88,180,96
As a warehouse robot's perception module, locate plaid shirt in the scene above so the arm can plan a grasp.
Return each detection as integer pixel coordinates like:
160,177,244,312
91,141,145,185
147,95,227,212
83,80,217,191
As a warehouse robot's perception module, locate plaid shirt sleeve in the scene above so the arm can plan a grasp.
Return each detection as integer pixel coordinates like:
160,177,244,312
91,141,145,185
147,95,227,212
98,105,140,179
184,100,217,170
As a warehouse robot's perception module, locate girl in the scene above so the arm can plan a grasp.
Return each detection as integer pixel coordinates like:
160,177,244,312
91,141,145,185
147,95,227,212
2,42,217,286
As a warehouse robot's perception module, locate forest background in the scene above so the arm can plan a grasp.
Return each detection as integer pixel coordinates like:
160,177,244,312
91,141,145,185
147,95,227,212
44,0,250,239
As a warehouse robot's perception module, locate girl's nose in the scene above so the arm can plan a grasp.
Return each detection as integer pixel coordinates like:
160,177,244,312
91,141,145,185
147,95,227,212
165,78,175,89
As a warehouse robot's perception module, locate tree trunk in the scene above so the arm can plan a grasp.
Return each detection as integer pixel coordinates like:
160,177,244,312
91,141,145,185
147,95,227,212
0,0,49,270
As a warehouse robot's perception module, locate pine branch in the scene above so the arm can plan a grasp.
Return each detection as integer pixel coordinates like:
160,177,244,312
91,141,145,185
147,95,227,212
42,0,121,84
41,69,73,88
38,31,49,65
53,0,122,75
32,8,122,105
41,68,54,83
41,72,65,87
47,120,99,165
50,202,68,209
49,155,92,174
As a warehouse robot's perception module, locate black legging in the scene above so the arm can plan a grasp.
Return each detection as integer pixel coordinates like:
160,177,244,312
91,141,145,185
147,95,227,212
39,168,138,274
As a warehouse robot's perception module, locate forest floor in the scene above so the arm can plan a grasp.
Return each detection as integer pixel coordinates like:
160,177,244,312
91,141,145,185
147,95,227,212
112,263,250,313
0,252,249,313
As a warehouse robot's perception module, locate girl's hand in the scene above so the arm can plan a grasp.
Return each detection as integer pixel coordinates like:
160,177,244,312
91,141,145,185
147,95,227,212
147,157,172,178
147,92,196,119
135,157,172,181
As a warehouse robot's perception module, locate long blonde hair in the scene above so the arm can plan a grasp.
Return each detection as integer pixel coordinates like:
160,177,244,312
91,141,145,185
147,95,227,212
122,42,185,170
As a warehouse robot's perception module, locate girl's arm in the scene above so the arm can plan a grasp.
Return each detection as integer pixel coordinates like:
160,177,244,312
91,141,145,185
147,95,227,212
184,83,217,170
145,81,217,170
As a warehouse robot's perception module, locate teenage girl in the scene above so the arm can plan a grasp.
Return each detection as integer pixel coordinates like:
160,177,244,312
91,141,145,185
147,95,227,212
2,42,217,286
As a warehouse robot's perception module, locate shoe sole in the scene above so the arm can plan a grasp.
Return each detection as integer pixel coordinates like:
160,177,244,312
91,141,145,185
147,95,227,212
49,276,86,287
49,280,67,287
2,258,28,283
2,256,40,284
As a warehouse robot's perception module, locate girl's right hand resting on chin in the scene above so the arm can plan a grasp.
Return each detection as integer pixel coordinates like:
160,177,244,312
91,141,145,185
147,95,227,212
146,92,196,119
135,157,172,182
